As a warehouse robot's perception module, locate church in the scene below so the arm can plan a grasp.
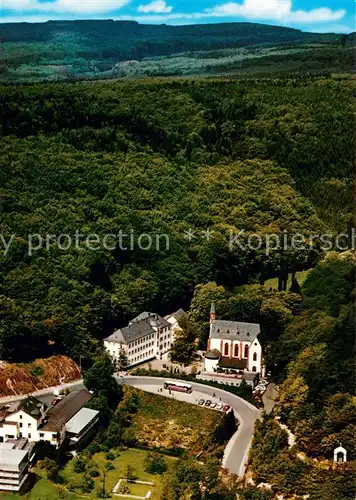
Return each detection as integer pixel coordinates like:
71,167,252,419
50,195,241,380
204,303,264,376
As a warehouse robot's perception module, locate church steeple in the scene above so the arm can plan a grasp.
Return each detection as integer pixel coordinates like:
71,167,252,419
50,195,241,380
210,301,216,323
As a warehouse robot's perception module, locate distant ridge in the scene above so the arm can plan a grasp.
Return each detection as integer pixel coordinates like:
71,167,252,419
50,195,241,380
1,21,352,82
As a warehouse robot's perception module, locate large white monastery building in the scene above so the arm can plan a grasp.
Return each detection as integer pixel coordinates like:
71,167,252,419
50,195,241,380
104,311,174,367
204,303,264,376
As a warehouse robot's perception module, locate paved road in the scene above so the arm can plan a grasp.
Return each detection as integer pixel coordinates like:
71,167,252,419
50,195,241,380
0,376,260,477
122,376,260,477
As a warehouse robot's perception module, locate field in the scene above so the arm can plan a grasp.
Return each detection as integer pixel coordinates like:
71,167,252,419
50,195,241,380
60,448,176,499
263,270,312,291
0,478,77,500
130,389,224,455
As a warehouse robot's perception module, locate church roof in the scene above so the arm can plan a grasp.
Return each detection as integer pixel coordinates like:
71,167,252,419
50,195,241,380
210,320,260,342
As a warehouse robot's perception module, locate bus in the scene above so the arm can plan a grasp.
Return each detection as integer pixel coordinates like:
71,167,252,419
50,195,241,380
164,380,192,394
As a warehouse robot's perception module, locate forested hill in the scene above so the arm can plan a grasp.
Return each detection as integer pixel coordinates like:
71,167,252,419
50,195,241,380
0,20,337,49
1,21,353,82
0,77,353,363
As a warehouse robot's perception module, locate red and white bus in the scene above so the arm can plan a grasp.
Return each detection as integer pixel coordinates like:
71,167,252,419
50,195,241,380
164,380,192,394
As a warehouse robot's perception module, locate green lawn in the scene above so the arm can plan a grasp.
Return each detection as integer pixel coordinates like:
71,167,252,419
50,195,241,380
116,480,152,496
61,448,176,499
263,270,312,291
0,478,77,500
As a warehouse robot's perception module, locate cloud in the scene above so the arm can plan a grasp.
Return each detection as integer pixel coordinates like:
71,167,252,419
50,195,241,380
0,0,347,26
137,0,172,13
205,0,346,23
1,0,130,14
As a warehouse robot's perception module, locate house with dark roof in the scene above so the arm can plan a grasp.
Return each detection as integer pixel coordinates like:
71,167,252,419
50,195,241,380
204,302,265,377
0,390,98,449
0,396,47,445
104,312,173,368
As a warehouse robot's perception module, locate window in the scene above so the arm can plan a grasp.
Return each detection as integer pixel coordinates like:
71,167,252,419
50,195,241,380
244,345,249,358
252,366,257,373
28,423,31,428
28,433,31,439
19,423,23,428
39,433,44,438
234,344,239,357
224,342,229,356
253,352,257,361
19,415,22,419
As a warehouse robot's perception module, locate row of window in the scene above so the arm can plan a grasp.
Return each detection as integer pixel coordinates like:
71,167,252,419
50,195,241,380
129,341,154,354
129,334,155,348
130,350,154,363
222,343,258,361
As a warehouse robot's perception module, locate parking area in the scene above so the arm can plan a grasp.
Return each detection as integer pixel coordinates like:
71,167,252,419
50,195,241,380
129,382,231,413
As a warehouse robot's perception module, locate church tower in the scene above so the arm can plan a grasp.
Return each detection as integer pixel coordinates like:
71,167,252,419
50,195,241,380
210,301,216,323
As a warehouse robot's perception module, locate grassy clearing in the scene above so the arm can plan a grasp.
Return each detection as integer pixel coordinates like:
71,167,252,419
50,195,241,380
61,447,175,499
263,270,312,291
0,478,77,500
130,388,224,455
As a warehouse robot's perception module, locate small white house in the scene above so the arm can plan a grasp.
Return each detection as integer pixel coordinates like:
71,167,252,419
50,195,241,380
334,446,347,463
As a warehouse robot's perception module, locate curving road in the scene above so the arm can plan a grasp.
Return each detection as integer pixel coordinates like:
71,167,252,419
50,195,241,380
119,376,261,477
0,375,260,477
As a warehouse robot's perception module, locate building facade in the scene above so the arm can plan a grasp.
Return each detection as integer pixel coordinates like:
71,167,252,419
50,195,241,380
104,312,173,367
0,440,34,492
204,303,264,377
0,390,98,449
165,309,186,342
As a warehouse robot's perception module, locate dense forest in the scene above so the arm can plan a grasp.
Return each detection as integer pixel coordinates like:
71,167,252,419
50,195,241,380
0,76,354,364
1,21,354,81
247,252,355,499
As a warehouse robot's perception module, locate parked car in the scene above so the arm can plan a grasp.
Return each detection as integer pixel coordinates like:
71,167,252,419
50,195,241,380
254,385,266,392
210,402,217,409
205,400,212,407
223,405,231,412
216,404,224,411
51,398,60,406
198,399,205,405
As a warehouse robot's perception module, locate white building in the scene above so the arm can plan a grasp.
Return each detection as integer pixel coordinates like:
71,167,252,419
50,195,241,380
165,309,186,342
104,312,173,367
65,408,100,447
334,445,347,463
0,440,34,492
0,397,47,444
204,302,264,377
0,390,98,449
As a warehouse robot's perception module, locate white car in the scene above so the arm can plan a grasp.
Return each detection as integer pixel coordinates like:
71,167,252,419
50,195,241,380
254,385,266,392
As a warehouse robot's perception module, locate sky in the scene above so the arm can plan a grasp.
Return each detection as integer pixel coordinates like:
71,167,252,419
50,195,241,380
0,0,354,33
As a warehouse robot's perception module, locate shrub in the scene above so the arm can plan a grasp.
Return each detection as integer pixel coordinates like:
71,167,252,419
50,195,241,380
73,458,86,474
144,452,167,474
81,476,95,493
30,365,44,377
89,469,100,478
105,462,115,471
87,442,102,455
